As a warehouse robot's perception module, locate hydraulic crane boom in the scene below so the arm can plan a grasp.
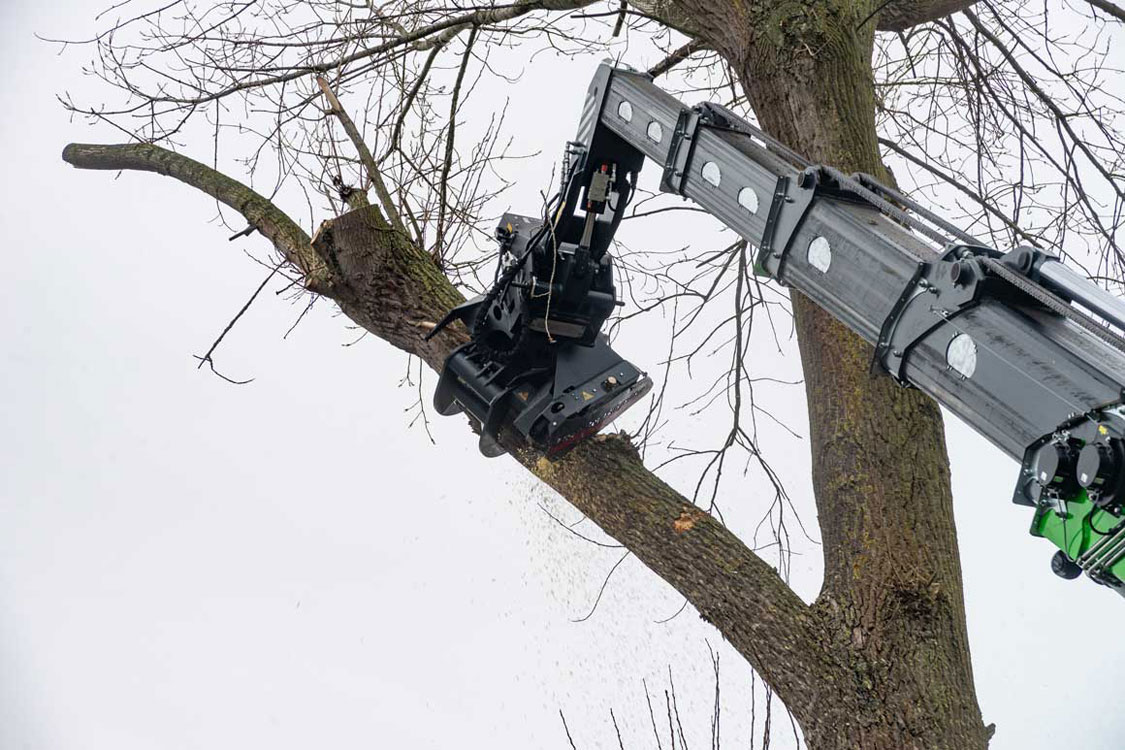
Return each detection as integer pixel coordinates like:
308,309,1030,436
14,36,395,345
428,63,1125,597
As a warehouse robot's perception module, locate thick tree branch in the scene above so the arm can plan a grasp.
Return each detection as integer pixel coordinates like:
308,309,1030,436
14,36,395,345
629,0,977,53
61,143,332,294
876,0,978,31
647,39,709,78
61,142,831,709
626,0,704,38
1086,0,1125,22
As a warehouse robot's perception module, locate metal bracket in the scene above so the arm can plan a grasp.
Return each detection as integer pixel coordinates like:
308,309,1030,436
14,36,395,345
753,167,892,284
660,107,703,195
754,172,818,283
873,244,999,384
660,102,760,196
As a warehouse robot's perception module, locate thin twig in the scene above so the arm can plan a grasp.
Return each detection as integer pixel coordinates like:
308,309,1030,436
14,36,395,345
643,679,665,750
434,25,478,268
194,261,283,382
388,40,447,157
610,708,626,750
316,75,406,234
571,550,631,622
560,710,578,750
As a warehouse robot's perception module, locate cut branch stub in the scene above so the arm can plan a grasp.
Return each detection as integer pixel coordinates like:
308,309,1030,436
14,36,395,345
315,76,407,235
310,204,467,370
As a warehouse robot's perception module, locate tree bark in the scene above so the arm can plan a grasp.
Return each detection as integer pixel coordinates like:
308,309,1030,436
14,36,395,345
62,0,995,745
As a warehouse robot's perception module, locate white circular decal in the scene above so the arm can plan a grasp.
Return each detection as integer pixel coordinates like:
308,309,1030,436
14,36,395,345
738,187,759,214
700,161,721,187
946,333,978,378
808,236,832,273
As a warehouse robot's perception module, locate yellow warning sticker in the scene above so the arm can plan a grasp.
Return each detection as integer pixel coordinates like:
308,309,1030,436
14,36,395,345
581,391,595,401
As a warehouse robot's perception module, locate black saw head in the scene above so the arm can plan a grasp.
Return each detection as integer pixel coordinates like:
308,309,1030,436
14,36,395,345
424,90,650,457
428,211,652,458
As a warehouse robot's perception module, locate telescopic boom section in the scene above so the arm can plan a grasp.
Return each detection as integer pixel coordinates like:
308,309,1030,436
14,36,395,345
603,63,1125,596
430,64,1125,596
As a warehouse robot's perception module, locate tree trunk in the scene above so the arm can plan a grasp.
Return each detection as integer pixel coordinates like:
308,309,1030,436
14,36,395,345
723,2,989,748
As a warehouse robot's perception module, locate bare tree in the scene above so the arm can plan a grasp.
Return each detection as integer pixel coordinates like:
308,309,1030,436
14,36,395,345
56,1,1125,748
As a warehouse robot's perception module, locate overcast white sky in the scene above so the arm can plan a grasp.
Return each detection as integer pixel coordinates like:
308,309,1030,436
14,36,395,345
2,2,1123,749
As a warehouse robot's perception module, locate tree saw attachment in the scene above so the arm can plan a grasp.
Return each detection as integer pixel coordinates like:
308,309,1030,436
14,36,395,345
425,67,651,457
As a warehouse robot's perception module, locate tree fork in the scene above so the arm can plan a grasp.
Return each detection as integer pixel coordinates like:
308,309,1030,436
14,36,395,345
729,1,989,747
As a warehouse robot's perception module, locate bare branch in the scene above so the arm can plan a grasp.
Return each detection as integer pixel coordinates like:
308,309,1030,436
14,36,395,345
647,38,708,79
115,0,600,108
61,143,330,292
1086,0,1125,22
316,75,407,235
195,261,284,381
877,136,1046,247
877,0,978,31
434,25,479,268
387,40,447,158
